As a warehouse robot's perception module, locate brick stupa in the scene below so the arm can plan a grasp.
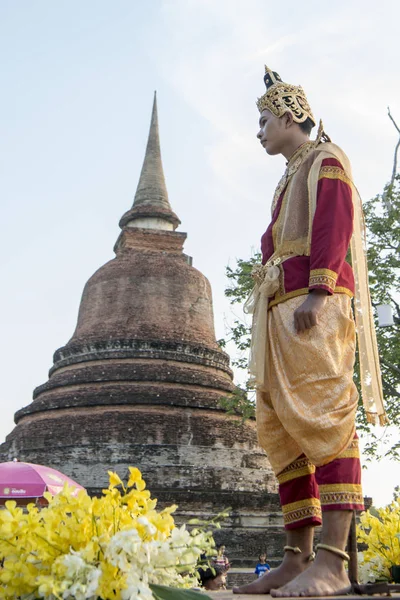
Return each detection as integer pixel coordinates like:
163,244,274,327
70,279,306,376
0,94,283,563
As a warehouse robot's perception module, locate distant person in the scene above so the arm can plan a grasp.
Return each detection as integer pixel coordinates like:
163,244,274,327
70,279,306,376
214,544,230,570
255,553,271,578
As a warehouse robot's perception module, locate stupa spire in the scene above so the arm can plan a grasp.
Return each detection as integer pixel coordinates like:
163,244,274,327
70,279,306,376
119,92,180,231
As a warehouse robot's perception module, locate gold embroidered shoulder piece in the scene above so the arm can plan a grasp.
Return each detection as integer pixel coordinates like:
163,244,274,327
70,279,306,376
318,165,351,186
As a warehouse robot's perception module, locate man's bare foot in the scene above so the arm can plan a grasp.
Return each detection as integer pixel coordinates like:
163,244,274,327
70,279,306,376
271,550,351,597
232,553,311,595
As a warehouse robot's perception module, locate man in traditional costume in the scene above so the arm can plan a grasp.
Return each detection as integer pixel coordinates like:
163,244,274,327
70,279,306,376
233,67,386,597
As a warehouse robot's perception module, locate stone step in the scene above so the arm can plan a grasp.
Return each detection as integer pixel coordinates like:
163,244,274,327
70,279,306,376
226,569,257,588
207,593,400,600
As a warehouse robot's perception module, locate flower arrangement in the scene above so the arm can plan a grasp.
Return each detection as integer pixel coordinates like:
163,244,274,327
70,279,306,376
0,467,216,600
357,490,400,583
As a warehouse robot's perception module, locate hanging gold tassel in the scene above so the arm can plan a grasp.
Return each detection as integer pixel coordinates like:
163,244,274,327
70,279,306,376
379,413,390,426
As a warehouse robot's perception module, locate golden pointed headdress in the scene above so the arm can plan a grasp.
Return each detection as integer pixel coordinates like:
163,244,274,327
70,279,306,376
256,66,316,127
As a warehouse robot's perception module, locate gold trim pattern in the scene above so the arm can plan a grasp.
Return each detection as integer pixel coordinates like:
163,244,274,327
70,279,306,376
318,166,351,186
337,449,359,459
272,185,288,251
284,505,323,527
319,483,363,506
269,288,309,309
337,439,360,460
309,268,338,293
282,497,321,514
320,493,363,506
319,483,361,493
282,498,322,526
310,268,338,281
335,286,354,298
268,286,353,309
278,456,316,484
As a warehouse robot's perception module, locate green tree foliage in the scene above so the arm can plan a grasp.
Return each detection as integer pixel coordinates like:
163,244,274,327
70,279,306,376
222,177,400,460
357,177,400,459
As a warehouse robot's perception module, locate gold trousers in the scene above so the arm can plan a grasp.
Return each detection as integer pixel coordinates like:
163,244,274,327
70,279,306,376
256,294,359,475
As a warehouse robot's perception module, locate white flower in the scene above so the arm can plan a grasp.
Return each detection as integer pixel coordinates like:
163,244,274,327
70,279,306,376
105,529,142,570
169,525,191,548
137,516,157,537
57,551,101,600
122,572,154,600
358,552,388,584
63,553,87,578
85,566,101,597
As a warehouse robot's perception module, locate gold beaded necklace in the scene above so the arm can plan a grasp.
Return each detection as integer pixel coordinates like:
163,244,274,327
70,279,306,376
271,141,317,213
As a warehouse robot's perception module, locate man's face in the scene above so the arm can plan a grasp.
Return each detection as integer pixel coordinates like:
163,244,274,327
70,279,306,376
257,109,286,155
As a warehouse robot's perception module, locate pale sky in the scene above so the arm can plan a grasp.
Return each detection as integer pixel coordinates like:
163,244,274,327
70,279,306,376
1,0,399,507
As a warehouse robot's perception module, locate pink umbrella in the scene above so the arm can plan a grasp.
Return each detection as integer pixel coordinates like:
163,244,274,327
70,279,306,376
0,461,85,504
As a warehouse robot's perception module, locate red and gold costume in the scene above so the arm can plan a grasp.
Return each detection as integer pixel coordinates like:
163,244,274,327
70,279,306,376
261,157,355,307
248,66,385,530
256,151,364,526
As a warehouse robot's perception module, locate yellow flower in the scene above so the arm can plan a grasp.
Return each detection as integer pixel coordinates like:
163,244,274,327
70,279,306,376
127,466,142,488
97,560,125,600
0,465,216,600
108,471,125,490
357,493,400,578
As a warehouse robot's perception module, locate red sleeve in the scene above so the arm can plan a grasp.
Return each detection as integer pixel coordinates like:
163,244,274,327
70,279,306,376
309,158,353,294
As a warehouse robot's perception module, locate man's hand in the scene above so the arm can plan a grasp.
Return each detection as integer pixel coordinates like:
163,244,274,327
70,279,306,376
294,290,328,333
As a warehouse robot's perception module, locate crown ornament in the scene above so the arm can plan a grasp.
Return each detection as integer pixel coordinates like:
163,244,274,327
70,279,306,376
256,66,316,127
